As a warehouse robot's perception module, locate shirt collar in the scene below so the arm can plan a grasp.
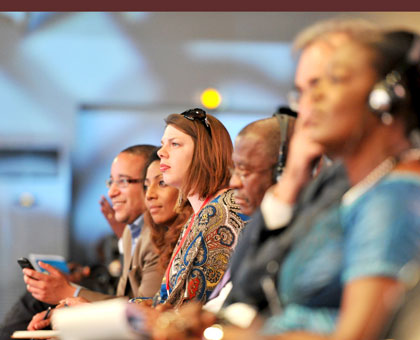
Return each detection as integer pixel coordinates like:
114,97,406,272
128,214,144,240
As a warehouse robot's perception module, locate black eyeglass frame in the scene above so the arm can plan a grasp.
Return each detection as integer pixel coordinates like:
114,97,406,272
106,178,143,188
181,108,212,135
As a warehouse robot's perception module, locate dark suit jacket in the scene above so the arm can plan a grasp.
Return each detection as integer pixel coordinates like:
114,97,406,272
225,162,349,313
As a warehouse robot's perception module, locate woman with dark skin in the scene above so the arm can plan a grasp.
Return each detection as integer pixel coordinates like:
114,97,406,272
215,29,420,340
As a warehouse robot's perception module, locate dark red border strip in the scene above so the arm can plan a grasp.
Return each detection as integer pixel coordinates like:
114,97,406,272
4,1,420,11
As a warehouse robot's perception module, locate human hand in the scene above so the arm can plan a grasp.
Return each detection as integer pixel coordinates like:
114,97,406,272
273,119,325,204
100,195,125,238
57,296,90,308
283,118,324,180
152,302,216,340
27,308,53,331
23,261,76,304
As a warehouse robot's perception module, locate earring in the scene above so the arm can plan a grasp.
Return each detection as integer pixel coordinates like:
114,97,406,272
177,192,184,206
381,112,394,126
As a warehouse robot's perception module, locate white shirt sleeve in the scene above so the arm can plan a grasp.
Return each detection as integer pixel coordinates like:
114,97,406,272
203,282,233,314
260,189,294,231
117,237,124,255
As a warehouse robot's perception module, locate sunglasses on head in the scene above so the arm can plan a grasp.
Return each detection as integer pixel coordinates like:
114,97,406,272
181,108,211,135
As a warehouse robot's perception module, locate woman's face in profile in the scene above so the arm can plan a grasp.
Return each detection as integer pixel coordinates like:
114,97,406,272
307,42,380,156
144,160,179,225
158,124,195,190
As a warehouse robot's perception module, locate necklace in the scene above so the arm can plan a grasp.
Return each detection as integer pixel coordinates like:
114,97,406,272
342,148,420,206
342,156,397,206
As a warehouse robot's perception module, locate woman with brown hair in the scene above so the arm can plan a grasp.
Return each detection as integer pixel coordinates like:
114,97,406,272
157,108,249,307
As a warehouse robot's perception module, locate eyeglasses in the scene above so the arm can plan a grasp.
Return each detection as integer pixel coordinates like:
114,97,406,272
106,178,143,189
229,165,275,183
181,108,211,135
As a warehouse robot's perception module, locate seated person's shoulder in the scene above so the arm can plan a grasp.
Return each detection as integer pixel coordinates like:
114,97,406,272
195,192,247,244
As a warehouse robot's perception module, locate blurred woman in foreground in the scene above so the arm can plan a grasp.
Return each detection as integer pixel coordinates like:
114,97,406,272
222,29,420,340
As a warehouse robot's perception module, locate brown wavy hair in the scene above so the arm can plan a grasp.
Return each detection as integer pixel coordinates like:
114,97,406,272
145,199,192,271
142,151,193,271
164,111,233,200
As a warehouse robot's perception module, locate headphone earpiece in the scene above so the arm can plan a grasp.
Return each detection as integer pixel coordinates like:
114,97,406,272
368,71,407,118
272,107,297,183
368,34,420,123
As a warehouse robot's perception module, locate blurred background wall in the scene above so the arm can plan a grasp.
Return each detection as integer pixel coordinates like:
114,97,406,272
1,11,420,320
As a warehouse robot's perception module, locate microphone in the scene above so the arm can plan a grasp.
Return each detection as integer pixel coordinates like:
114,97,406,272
273,106,297,181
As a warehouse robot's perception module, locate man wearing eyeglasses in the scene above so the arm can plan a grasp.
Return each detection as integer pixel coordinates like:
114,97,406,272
22,145,162,307
203,113,295,311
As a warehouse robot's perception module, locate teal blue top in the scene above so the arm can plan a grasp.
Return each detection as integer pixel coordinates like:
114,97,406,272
263,172,420,334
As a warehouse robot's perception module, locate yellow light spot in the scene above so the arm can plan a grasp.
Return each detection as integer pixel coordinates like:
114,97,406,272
200,88,222,110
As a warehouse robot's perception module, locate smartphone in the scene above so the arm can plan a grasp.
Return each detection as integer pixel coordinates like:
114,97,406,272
17,257,35,270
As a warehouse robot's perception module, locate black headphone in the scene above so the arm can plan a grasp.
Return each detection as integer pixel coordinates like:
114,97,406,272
272,106,297,182
368,34,420,122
